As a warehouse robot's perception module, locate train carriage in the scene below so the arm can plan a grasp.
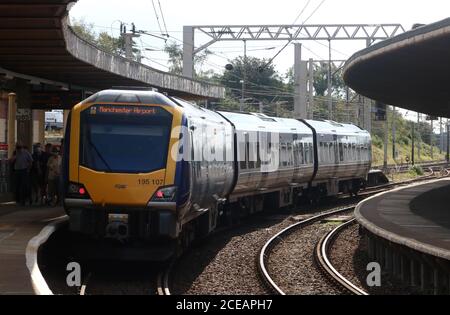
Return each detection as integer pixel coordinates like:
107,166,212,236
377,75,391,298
218,112,315,209
305,120,371,197
62,88,372,257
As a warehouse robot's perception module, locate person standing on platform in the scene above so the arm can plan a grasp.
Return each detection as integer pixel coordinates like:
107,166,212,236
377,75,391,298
46,146,61,207
11,144,33,206
31,143,45,205
41,143,52,204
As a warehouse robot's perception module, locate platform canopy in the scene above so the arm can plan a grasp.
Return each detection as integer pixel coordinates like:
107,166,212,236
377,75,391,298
343,18,450,117
0,0,224,100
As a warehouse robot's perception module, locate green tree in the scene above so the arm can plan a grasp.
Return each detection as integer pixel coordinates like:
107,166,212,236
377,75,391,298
97,32,124,56
221,56,288,104
163,41,212,76
285,62,345,97
70,18,140,61
312,62,345,97
70,18,97,43
164,41,183,74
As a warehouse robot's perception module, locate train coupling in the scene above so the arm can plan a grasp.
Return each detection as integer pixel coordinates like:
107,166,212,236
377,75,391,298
105,214,129,242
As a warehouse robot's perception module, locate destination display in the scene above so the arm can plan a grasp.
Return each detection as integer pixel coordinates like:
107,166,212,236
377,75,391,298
88,105,163,116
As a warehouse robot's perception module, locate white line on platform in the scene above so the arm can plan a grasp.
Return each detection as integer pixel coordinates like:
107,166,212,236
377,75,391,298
25,216,68,295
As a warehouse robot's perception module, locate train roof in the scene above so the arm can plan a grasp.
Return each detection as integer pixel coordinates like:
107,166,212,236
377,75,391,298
304,120,369,137
172,97,228,123
81,89,178,106
218,111,313,134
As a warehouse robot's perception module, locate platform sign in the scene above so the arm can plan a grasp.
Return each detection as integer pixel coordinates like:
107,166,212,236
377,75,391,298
31,91,83,110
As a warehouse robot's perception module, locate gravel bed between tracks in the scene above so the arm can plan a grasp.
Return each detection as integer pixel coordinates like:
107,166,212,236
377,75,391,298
172,214,293,295
266,220,343,295
329,224,422,295
171,200,358,295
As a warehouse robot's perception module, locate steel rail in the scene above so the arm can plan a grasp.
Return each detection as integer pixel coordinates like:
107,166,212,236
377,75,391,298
315,218,368,295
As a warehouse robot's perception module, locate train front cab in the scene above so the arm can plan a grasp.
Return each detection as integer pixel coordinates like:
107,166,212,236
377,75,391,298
62,91,185,243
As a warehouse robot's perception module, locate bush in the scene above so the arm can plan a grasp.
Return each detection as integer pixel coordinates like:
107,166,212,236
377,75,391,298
409,165,424,176
372,135,383,149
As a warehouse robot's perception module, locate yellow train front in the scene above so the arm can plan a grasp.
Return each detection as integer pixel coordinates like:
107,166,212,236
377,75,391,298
62,88,372,258
62,89,202,246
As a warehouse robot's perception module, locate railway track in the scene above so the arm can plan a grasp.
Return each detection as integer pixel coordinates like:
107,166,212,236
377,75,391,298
122,176,422,297
373,161,448,173
258,170,447,295
76,259,176,295
75,261,163,295
47,171,448,295
258,205,356,295
315,218,368,295
156,260,175,295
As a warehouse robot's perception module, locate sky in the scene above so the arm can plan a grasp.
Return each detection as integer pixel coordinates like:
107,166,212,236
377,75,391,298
69,0,449,123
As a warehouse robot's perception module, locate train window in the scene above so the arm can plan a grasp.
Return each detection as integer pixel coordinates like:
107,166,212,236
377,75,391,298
279,142,283,168
256,140,261,169
299,143,305,165
339,143,344,162
309,143,313,164
327,143,332,164
247,133,255,169
287,142,293,167
79,106,172,173
240,139,247,170
351,144,355,161
347,144,351,162
348,144,351,161
319,142,324,163
302,143,307,165
309,143,312,164
293,141,298,166
189,131,195,162
342,143,346,162
281,143,287,167
222,131,227,164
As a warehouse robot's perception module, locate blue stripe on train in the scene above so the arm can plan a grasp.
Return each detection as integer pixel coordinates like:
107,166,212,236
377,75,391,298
175,114,190,208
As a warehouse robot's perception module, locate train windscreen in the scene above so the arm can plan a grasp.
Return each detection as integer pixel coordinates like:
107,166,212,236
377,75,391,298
79,105,173,173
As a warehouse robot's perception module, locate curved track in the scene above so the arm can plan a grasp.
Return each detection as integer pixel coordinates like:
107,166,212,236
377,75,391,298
258,206,356,295
258,170,446,295
41,169,447,295
315,218,368,295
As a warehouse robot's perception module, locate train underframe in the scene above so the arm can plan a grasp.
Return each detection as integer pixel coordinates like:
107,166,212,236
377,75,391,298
67,177,366,260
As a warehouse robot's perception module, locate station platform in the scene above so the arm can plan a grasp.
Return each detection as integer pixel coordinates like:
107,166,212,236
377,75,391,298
356,178,450,262
0,203,65,295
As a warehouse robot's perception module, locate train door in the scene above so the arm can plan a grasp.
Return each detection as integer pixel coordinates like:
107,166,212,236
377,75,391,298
332,134,339,179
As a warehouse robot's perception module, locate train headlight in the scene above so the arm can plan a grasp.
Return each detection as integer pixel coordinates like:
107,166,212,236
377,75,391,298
151,186,177,202
67,183,90,199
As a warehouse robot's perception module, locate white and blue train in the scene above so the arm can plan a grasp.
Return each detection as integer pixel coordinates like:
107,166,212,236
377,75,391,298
63,89,371,255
